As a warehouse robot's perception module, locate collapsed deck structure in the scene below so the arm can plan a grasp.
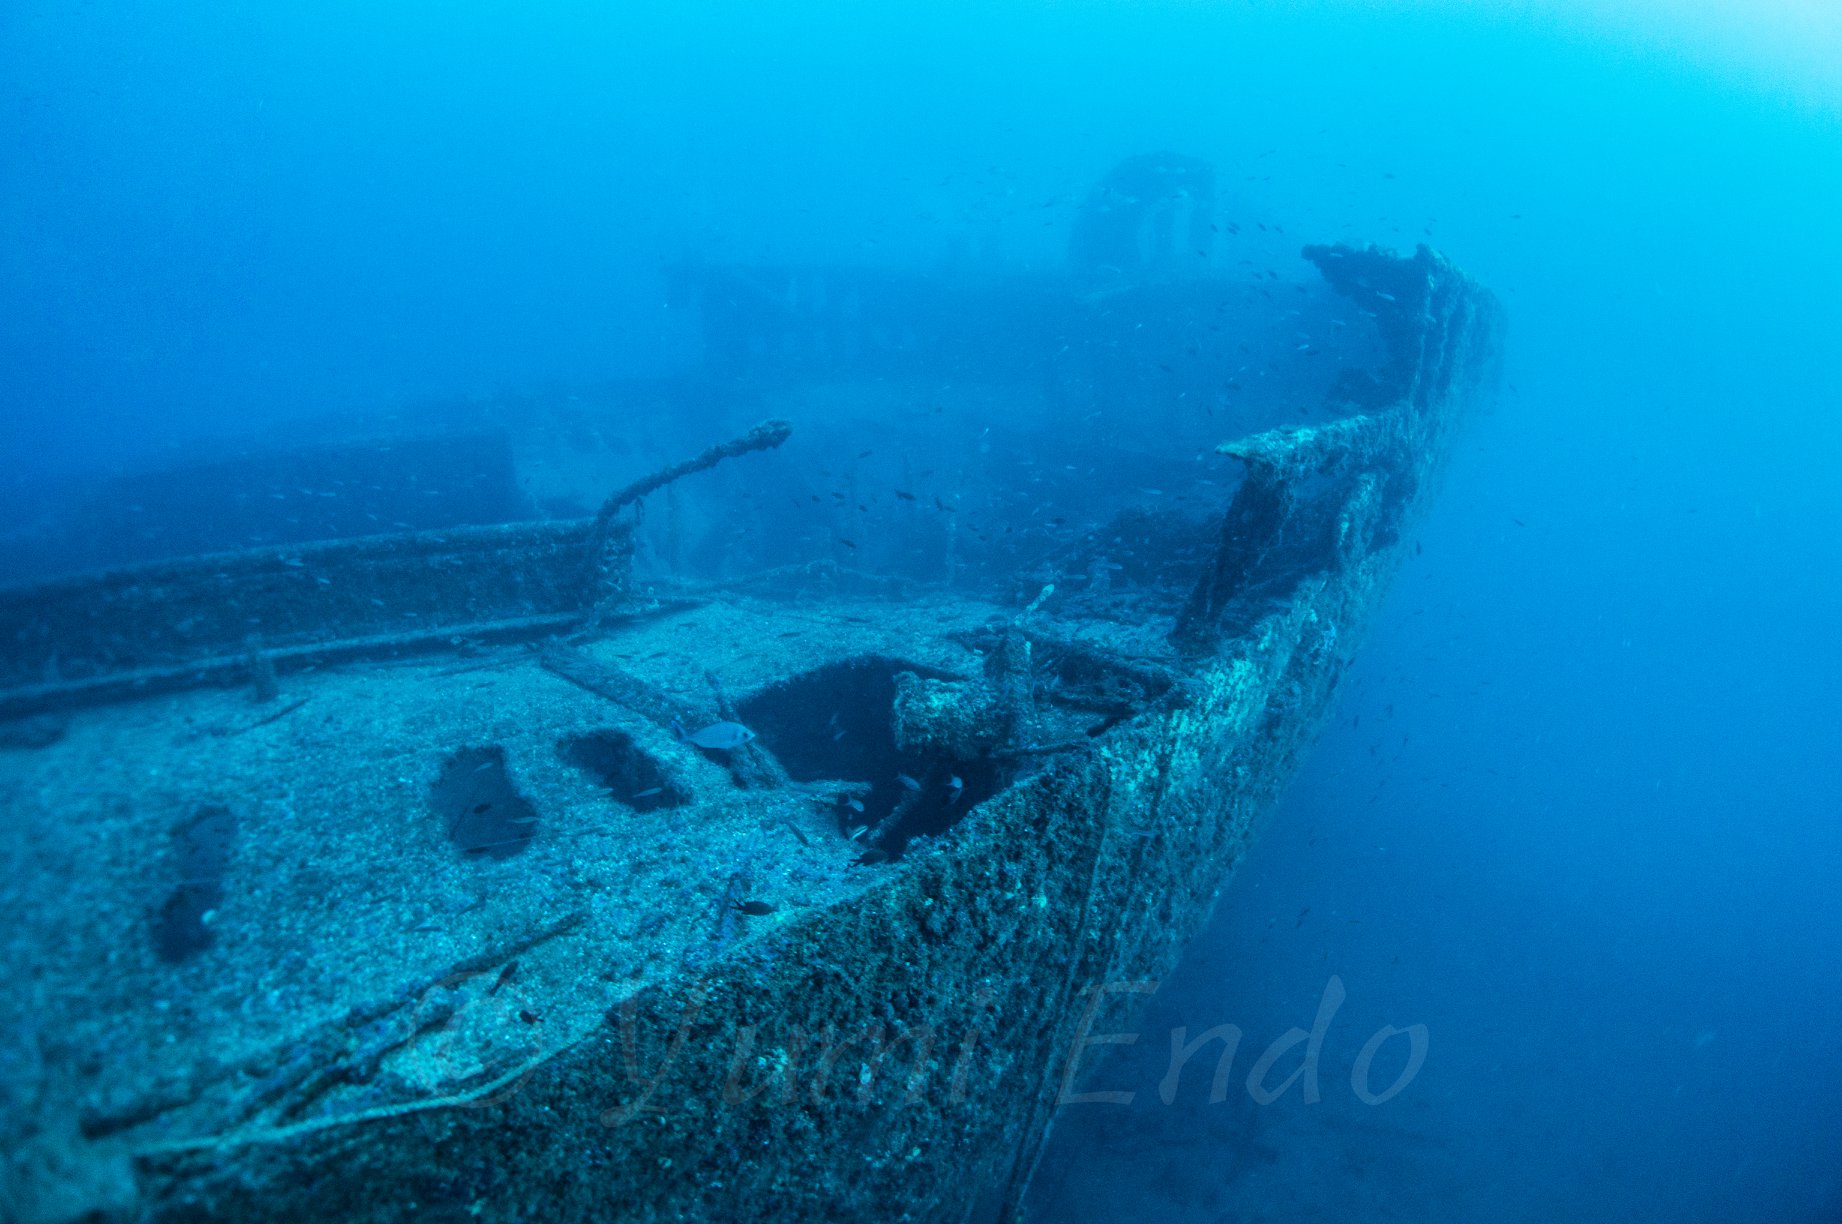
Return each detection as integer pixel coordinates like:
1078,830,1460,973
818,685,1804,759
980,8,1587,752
0,185,1502,1221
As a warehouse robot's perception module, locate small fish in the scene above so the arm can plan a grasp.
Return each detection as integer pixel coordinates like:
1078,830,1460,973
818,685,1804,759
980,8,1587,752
850,848,889,868
674,719,757,750
731,899,775,917
894,489,917,502
631,787,664,799
896,772,921,792
488,960,518,995
946,775,964,804
838,538,858,550
845,797,865,813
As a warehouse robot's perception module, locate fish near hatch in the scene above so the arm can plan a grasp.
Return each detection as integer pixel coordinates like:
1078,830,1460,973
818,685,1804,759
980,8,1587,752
432,746,541,859
559,730,689,811
672,718,756,752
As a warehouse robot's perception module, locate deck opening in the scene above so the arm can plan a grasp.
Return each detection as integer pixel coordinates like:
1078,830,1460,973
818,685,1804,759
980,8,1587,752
560,730,688,811
433,746,539,859
151,803,236,963
738,657,1004,856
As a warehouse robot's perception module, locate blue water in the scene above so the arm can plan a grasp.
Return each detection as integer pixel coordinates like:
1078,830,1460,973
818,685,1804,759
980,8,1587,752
5,2,1839,1220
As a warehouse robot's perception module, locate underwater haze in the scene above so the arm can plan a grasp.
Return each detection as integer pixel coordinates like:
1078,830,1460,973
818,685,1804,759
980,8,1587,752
3,0,1840,1221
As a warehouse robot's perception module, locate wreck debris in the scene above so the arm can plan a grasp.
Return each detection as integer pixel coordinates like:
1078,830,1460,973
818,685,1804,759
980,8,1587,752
577,419,792,619
703,672,791,790
591,419,791,527
242,635,280,703
540,641,707,733
891,671,1007,760
73,907,594,1147
217,696,310,739
979,625,1177,716
865,783,921,848
998,628,1043,748
886,628,1049,762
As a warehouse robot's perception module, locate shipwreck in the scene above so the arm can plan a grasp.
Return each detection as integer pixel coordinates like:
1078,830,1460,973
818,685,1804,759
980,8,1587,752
0,156,1503,1223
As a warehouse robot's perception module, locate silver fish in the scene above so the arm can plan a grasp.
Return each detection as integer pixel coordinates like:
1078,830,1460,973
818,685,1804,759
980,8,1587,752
897,772,921,792
680,721,756,750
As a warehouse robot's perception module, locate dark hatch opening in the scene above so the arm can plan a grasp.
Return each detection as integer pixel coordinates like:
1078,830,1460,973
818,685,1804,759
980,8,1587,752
736,657,1007,857
433,746,540,859
560,730,689,812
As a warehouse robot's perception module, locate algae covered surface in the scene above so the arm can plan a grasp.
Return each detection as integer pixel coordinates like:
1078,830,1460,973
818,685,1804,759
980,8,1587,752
0,587,1201,1218
0,595,1005,1140
0,583,1397,1223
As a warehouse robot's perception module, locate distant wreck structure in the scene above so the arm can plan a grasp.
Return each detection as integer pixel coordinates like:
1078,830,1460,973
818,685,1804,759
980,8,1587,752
0,154,1503,1222
1067,151,1217,279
